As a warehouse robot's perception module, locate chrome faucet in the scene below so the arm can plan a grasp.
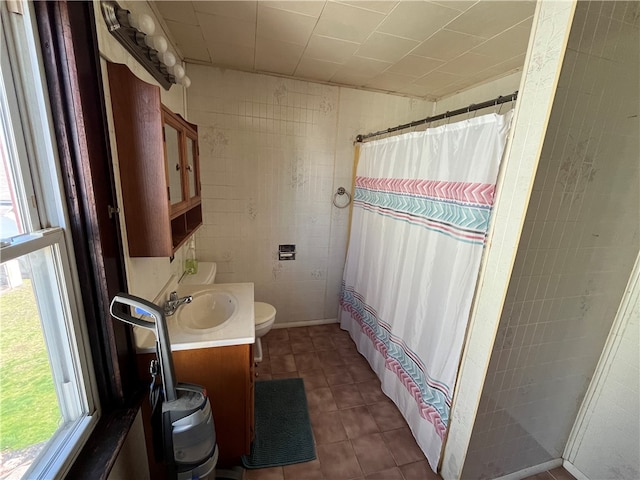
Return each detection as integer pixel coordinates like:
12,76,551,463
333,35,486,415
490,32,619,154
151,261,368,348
164,291,193,316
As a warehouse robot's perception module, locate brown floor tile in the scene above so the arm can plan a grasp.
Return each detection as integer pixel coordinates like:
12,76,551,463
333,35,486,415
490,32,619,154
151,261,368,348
383,428,426,466
317,349,346,367
368,402,406,432
322,364,345,376
308,324,337,337
310,410,348,445
271,371,299,379
326,371,355,386
317,441,363,479
548,468,577,480
306,387,338,413
287,326,310,340
399,460,440,480
339,348,366,361
245,466,284,480
269,354,297,373
356,380,387,405
300,370,329,391
364,467,404,479
283,458,324,479
255,373,272,381
268,342,292,357
294,352,324,372
332,330,355,344
332,383,365,409
311,335,336,351
291,337,315,354
339,406,380,439
351,433,396,475
265,329,289,342
346,363,378,382
255,359,272,376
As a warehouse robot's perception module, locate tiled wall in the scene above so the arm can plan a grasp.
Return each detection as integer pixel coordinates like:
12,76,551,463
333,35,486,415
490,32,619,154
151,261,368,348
565,255,639,479
462,2,639,478
441,2,576,477
186,65,433,325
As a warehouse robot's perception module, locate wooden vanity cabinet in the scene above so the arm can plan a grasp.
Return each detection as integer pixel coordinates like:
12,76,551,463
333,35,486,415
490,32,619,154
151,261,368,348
106,62,202,257
137,343,255,476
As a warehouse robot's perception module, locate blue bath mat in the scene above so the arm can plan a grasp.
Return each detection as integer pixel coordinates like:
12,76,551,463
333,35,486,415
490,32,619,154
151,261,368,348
241,378,316,469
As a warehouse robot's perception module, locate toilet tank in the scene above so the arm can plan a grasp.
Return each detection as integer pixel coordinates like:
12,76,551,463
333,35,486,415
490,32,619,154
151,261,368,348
181,262,217,285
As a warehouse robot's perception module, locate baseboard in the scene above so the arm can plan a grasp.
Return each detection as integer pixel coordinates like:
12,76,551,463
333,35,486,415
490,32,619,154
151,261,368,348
272,318,338,329
562,460,589,480
493,459,563,480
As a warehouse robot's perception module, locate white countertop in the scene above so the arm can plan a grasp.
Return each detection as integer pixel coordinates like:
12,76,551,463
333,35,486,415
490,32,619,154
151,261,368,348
133,282,255,353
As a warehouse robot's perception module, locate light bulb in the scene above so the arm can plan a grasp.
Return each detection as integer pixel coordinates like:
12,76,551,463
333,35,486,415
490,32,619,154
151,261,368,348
172,65,185,80
179,76,191,88
160,51,176,68
144,35,167,53
127,12,139,29
137,14,155,36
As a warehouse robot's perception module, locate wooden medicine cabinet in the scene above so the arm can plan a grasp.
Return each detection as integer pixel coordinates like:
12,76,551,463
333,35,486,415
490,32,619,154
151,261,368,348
107,62,202,257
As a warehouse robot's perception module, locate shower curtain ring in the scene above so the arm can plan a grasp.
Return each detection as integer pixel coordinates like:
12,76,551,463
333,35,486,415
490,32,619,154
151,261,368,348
333,187,352,208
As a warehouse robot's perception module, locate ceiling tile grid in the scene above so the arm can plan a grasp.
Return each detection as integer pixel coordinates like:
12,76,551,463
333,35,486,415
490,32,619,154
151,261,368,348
153,0,536,100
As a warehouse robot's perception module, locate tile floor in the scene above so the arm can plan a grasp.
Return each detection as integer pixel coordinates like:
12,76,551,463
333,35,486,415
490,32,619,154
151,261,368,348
245,323,576,480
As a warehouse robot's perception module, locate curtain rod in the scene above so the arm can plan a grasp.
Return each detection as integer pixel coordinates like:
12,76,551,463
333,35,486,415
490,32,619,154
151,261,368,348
355,91,518,143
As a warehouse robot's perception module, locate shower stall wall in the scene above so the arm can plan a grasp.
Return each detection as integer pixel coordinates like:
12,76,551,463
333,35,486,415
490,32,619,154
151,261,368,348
461,1,639,478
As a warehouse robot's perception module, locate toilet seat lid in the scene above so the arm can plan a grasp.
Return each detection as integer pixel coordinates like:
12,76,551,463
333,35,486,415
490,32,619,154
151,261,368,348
254,302,276,325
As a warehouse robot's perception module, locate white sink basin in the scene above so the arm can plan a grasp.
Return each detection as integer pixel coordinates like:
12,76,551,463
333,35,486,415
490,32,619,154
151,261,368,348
133,283,254,353
177,290,238,334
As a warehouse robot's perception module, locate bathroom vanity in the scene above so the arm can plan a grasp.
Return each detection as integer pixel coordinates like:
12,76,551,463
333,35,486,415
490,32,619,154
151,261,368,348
134,282,256,476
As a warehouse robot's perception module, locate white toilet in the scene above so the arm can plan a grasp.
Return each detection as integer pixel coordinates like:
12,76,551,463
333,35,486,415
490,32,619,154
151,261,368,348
181,262,276,362
253,302,276,363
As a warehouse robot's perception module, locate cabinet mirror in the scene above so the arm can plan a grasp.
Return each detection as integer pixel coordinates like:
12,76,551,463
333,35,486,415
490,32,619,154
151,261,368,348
164,123,183,206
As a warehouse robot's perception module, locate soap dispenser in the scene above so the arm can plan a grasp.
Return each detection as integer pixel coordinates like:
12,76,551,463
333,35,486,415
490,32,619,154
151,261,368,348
185,238,198,275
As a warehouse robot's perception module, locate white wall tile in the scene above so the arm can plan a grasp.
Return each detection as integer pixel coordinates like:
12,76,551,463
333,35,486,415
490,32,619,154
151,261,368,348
187,65,433,325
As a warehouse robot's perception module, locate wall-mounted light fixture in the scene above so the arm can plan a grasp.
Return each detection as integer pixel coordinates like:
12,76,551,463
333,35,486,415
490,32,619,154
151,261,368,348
100,1,191,90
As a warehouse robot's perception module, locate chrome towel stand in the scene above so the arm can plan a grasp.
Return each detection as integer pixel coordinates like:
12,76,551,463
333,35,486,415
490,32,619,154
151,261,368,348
333,187,351,208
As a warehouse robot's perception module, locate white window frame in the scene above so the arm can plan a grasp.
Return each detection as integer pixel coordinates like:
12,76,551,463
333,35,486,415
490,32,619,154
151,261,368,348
0,1,100,478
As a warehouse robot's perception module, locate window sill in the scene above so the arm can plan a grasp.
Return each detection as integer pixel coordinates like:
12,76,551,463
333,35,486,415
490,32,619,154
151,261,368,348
66,389,145,480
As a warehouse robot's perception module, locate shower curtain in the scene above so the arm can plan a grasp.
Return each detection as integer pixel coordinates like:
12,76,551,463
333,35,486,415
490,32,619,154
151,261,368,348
339,112,512,471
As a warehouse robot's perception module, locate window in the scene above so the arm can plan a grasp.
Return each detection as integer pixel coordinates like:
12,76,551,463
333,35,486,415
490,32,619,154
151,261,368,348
0,2,98,479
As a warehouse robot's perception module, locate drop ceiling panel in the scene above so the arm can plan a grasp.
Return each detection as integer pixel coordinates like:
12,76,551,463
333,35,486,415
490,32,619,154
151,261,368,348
355,32,419,63
192,1,258,22
155,1,198,25
304,35,360,63
257,5,320,45
295,57,342,82
376,2,461,41
210,44,255,71
436,52,501,75
154,0,536,100
366,72,415,91
387,55,444,77
261,1,327,17
197,12,255,49
255,38,305,75
338,1,399,15
314,2,386,43
412,29,485,61
165,20,211,62
444,1,536,39
471,22,532,60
